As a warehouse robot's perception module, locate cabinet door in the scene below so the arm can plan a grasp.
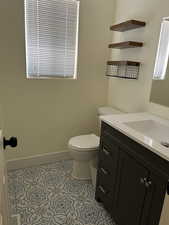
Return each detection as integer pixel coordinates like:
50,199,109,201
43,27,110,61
141,172,167,225
113,149,149,225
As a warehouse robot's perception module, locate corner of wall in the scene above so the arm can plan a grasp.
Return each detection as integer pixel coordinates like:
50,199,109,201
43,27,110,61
148,102,169,120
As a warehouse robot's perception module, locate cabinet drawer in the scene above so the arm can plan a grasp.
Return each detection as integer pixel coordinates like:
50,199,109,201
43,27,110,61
99,162,112,176
102,130,120,148
96,139,119,209
95,184,113,213
99,145,114,167
97,169,113,189
99,140,119,170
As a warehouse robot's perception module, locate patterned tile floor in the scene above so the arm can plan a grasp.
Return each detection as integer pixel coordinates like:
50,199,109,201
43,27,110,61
8,160,115,225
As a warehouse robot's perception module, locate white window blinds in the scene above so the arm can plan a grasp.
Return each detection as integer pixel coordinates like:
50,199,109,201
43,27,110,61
24,0,79,78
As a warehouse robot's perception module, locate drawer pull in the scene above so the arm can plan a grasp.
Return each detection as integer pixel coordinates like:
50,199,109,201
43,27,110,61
140,177,146,184
101,167,108,175
145,180,152,188
140,177,152,188
103,148,110,155
99,185,107,194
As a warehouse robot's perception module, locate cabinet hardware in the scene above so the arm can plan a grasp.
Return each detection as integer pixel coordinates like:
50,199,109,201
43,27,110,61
140,177,145,184
140,177,152,187
101,168,109,175
145,180,152,188
140,177,147,184
99,186,107,194
103,148,110,155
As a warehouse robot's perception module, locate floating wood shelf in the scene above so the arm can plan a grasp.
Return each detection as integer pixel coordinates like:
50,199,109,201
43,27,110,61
108,41,143,49
110,20,146,32
107,61,140,66
107,19,145,79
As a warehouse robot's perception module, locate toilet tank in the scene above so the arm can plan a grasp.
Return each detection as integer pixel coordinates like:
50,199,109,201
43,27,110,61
97,107,123,130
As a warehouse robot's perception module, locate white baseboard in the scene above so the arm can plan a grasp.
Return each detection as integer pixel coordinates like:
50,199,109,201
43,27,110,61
7,151,72,171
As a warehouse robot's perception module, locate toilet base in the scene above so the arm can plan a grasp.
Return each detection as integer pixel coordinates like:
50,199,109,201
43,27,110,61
72,160,91,180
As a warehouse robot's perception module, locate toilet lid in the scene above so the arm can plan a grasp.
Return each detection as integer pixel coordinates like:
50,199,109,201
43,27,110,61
68,134,100,151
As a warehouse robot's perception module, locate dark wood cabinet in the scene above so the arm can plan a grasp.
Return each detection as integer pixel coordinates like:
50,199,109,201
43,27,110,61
114,149,149,225
141,172,166,225
95,122,169,225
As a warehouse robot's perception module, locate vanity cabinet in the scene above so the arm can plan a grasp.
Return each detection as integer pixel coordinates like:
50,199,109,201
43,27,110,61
95,122,169,225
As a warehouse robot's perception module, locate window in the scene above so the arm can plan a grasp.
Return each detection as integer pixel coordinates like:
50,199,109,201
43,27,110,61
24,0,79,79
153,17,169,80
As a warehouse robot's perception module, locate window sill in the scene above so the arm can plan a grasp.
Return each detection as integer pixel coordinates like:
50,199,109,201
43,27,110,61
26,75,77,80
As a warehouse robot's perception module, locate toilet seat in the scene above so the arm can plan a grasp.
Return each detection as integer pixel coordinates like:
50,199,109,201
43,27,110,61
68,134,100,152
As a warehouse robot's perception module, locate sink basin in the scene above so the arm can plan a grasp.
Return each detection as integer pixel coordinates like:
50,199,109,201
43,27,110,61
124,120,169,144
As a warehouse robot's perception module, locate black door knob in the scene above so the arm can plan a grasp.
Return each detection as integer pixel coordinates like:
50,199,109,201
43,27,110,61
3,137,17,149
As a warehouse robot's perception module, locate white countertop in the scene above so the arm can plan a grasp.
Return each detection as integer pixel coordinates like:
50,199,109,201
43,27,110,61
100,112,169,162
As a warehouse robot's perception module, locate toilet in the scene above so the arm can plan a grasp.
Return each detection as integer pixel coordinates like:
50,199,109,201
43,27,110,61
68,107,122,181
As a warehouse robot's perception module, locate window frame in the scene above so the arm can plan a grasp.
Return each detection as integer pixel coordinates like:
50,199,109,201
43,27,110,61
24,0,80,80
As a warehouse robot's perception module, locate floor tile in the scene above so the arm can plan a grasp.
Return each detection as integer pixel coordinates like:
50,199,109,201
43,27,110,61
8,160,115,225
